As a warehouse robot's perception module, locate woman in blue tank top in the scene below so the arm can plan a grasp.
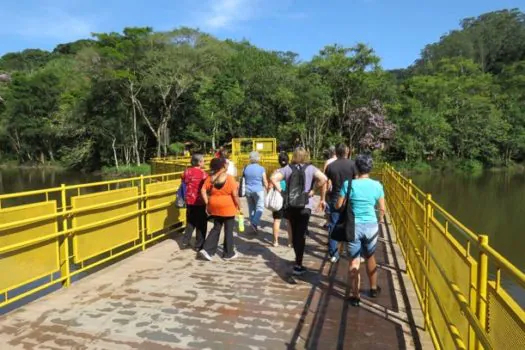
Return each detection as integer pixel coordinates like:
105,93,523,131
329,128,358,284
336,154,386,307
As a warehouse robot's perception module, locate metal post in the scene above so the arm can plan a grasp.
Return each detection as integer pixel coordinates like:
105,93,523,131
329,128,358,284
140,175,146,250
424,193,432,329
476,234,489,349
59,184,71,287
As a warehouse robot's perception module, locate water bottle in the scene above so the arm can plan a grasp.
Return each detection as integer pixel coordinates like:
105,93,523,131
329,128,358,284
238,213,245,233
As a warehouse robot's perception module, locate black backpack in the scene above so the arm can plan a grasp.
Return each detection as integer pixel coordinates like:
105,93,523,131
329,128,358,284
286,164,311,209
330,180,356,242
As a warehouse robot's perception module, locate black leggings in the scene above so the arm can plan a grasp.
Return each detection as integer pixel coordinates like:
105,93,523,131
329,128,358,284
287,208,311,266
202,216,235,257
182,205,208,249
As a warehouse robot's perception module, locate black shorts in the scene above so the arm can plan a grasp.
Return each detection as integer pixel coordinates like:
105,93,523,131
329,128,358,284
272,209,286,220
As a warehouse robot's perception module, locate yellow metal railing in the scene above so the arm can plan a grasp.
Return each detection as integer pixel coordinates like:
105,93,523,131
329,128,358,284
382,164,524,350
0,171,187,310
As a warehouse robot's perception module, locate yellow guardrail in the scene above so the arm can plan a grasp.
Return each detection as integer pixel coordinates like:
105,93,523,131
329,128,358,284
0,171,187,309
382,164,524,350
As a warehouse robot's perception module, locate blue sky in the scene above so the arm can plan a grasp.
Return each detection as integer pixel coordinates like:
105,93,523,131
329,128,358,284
0,0,523,69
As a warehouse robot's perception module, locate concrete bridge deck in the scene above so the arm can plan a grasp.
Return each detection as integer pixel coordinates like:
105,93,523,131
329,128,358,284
0,200,432,349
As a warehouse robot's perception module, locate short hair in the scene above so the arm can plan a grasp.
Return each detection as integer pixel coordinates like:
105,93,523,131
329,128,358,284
335,144,349,158
328,146,336,158
210,158,227,174
355,154,373,174
278,151,289,167
191,153,204,166
249,151,260,163
292,147,310,164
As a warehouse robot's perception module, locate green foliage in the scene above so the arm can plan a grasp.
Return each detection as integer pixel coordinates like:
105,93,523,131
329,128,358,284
0,8,524,171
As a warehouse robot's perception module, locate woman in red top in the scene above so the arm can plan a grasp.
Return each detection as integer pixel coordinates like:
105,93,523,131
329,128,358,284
199,158,240,261
181,154,208,250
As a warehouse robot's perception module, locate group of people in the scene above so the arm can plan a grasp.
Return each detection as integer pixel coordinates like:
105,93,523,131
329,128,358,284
180,144,385,306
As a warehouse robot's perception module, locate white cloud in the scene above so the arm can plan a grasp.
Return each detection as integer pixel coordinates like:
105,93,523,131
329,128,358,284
201,0,258,30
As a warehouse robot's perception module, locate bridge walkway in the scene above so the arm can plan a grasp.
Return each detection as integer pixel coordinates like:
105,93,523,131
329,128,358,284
0,199,432,349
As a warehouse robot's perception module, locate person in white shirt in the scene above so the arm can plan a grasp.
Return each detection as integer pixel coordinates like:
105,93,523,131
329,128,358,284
220,150,237,177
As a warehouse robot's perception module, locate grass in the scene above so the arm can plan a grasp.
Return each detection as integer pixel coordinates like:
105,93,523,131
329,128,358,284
101,164,151,177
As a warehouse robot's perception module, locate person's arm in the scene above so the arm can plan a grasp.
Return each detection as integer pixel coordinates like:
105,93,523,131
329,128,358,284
270,171,284,192
377,197,386,223
201,184,209,206
262,172,269,191
335,180,348,210
232,180,241,211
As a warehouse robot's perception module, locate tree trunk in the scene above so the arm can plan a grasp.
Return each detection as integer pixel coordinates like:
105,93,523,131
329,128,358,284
130,82,141,166
112,138,119,170
49,149,55,162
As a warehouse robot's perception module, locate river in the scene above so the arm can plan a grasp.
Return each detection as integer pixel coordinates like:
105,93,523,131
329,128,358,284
411,170,524,305
0,167,523,304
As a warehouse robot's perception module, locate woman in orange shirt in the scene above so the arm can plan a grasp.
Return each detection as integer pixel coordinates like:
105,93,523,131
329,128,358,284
199,158,240,261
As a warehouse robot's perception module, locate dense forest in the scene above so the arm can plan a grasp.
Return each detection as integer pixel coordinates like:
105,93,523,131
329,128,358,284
0,9,524,171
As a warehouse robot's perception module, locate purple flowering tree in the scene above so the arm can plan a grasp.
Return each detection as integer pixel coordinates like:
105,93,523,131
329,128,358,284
345,100,396,151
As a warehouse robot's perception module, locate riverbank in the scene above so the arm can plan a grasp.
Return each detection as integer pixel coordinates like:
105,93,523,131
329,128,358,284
392,159,525,175
99,164,151,178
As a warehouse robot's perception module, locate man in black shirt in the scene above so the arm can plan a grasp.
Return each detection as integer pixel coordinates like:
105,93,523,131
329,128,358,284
319,144,357,263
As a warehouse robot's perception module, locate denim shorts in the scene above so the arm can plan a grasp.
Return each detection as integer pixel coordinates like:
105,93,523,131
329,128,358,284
347,223,379,259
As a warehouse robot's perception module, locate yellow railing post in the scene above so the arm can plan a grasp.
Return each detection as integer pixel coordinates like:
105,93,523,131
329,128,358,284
140,175,146,250
424,193,432,330
476,234,489,349
59,184,71,287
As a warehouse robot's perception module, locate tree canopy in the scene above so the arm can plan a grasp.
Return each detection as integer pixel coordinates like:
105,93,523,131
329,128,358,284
0,8,524,170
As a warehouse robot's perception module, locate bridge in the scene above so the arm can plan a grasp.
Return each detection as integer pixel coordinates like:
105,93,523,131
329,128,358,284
0,147,523,349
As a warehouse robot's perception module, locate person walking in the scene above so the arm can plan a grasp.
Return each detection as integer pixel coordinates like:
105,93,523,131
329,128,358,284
320,144,357,263
271,152,293,247
335,154,385,306
199,158,240,261
244,151,268,233
271,147,327,276
181,154,208,250
220,149,237,177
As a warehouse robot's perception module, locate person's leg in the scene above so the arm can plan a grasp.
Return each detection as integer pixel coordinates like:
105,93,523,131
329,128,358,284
362,223,380,294
251,190,265,227
182,205,196,246
246,192,256,224
194,205,208,250
222,217,236,258
293,208,311,267
327,203,341,260
286,219,293,247
201,217,223,257
347,225,364,305
272,211,281,246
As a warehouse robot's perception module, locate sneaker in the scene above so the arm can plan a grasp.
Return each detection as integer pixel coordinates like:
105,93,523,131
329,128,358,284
330,256,339,263
223,252,238,261
272,240,279,247
348,296,361,307
250,224,258,233
292,265,307,276
199,250,213,261
370,286,382,298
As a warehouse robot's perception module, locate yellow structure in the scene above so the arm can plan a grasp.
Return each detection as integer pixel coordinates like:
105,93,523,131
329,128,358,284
0,155,523,350
231,138,277,155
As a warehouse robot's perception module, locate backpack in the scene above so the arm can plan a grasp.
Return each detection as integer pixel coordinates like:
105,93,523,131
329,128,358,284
265,188,283,212
175,181,187,208
330,180,355,242
286,164,311,209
